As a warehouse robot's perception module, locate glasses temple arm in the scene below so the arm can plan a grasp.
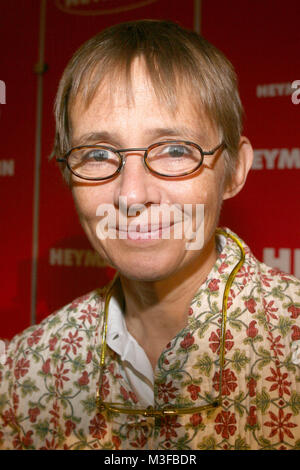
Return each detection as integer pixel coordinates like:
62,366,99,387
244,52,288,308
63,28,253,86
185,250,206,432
202,142,225,156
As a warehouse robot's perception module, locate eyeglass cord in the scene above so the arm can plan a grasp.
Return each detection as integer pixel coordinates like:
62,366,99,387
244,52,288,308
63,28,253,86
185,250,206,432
96,228,245,417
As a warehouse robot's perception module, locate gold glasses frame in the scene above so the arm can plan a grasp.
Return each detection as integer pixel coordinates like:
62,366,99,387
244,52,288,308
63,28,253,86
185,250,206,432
56,140,224,181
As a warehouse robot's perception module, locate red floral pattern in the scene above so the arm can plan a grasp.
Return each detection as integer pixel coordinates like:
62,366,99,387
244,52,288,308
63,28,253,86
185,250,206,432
288,305,300,319
14,358,30,380
246,320,258,338
215,411,237,439
0,228,300,450
246,406,257,428
89,413,107,439
160,416,181,441
180,333,195,350
209,328,234,354
213,368,238,396
190,413,203,427
266,367,291,397
264,409,297,442
157,381,178,404
187,384,201,401
244,298,257,314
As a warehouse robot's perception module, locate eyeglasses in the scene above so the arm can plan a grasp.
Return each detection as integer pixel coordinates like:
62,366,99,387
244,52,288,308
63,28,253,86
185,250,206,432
96,229,245,417
56,140,224,181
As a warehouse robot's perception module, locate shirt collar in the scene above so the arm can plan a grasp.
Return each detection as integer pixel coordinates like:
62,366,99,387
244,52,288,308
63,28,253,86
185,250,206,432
106,277,154,384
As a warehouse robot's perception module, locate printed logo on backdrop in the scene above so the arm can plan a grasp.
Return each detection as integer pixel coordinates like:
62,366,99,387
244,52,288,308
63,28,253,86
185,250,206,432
256,81,294,98
263,248,300,279
55,0,158,15
256,80,300,104
0,80,6,104
0,160,14,176
0,80,6,122
252,148,300,170
0,79,14,177
0,81,14,178
49,248,107,267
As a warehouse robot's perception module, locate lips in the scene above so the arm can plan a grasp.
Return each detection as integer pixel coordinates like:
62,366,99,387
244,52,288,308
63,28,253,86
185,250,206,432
117,222,174,233
112,221,176,241
125,230,161,240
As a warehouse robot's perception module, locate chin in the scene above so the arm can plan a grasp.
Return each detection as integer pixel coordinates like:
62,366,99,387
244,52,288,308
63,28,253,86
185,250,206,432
92,237,190,280
117,266,174,282
109,250,183,282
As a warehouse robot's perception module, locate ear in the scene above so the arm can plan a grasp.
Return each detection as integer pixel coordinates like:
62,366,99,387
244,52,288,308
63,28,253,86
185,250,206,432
222,136,254,200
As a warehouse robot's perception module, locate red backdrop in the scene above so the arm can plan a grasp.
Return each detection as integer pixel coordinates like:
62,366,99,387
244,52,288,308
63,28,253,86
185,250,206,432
0,0,299,339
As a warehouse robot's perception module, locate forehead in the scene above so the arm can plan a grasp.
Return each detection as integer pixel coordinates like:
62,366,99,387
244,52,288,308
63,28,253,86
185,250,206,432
70,59,217,146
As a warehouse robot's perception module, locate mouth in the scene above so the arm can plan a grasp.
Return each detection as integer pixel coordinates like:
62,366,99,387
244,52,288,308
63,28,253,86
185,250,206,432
115,222,175,240
118,222,174,232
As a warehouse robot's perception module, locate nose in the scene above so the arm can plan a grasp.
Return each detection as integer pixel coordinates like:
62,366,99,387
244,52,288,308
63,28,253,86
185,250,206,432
113,151,155,210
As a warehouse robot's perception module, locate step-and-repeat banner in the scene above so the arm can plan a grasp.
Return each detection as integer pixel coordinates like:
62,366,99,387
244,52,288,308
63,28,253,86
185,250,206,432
0,0,299,339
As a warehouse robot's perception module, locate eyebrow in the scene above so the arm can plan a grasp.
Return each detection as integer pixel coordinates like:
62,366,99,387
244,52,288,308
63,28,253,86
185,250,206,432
72,127,207,147
148,127,207,144
72,131,118,147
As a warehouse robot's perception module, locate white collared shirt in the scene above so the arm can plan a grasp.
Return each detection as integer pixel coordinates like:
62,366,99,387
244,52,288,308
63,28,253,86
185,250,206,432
106,281,155,406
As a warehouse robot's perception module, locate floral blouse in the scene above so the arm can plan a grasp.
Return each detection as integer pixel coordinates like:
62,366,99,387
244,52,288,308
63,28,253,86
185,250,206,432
1,228,300,450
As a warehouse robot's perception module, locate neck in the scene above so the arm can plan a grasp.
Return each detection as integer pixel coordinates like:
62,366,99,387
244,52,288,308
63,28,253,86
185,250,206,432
119,233,219,366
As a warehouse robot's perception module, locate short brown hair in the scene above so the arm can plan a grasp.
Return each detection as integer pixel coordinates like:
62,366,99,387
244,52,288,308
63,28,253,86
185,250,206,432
53,19,243,183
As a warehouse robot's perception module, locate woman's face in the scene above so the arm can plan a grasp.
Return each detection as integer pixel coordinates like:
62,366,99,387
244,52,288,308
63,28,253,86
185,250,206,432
69,61,226,281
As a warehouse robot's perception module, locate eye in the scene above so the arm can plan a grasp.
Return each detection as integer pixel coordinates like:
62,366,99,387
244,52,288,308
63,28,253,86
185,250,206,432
164,144,190,158
84,149,110,161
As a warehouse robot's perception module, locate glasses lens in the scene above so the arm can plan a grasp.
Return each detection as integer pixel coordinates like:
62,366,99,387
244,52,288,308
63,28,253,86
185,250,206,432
147,143,202,176
68,147,120,179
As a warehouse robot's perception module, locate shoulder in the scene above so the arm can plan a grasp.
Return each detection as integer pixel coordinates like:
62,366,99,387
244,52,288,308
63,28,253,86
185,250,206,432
225,228,300,343
0,286,111,449
224,227,300,295
243,235,300,306
0,287,109,390
10,289,106,351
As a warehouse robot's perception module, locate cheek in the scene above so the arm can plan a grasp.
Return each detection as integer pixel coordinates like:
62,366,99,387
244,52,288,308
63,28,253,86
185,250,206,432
176,174,222,207
186,175,224,232
71,186,103,222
